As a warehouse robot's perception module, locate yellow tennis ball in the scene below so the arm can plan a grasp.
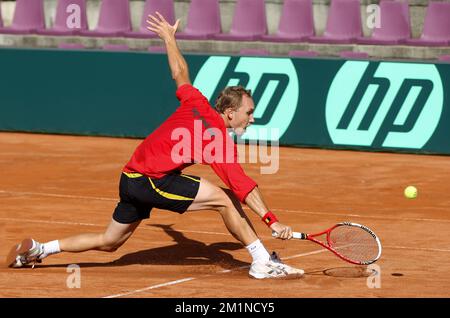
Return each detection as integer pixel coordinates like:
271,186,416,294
404,186,418,199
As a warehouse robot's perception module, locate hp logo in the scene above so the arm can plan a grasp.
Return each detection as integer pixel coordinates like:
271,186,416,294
326,61,443,149
193,56,299,141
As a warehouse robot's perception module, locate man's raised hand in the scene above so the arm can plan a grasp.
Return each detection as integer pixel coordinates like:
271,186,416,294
146,11,180,42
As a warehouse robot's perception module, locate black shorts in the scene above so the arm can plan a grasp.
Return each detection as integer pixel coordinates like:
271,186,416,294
112,172,201,224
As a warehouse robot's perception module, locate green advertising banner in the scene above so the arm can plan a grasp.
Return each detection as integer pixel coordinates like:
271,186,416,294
0,48,449,154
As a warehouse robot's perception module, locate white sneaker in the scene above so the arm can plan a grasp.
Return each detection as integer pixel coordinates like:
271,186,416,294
249,252,304,279
5,238,44,268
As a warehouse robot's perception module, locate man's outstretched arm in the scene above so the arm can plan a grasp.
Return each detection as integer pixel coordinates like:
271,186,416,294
245,187,293,240
147,12,191,88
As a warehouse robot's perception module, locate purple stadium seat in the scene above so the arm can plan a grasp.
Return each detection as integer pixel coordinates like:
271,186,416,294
80,0,132,37
213,0,267,41
103,44,130,51
239,48,270,56
58,42,86,49
124,0,175,39
288,50,319,57
438,55,450,62
0,1,3,28
358,0,411,45
339,51,369,59
262,0,314,42
176,0,221,40
405,1,450,46
148,46,166,53
37,0,88,35
308,0,362,44
0,0,45,34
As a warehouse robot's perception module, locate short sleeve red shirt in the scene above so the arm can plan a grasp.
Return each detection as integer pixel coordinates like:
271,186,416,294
123,84,257,202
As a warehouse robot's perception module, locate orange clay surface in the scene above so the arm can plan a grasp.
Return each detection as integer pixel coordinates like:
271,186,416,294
1,132,449,298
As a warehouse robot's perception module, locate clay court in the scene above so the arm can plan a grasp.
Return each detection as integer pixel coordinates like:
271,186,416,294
1,132,449,298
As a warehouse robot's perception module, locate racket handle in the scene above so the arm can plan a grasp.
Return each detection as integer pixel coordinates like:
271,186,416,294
272,231,305,239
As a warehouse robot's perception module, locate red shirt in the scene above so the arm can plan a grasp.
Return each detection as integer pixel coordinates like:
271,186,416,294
123,84,257,202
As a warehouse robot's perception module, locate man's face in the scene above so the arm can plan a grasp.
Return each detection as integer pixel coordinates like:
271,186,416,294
229,95,255,136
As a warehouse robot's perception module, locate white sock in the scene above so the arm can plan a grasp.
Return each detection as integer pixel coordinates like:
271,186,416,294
246,239,270,263
40,240,61,259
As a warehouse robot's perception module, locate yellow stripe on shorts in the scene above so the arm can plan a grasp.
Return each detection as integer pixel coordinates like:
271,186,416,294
148,178,194,201
180,174,200,183
123,172,143,178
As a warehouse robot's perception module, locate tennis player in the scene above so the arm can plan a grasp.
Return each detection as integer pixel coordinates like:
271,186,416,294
6,13,304,279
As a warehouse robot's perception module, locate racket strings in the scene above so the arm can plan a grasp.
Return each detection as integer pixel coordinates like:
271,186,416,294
329,226,380,263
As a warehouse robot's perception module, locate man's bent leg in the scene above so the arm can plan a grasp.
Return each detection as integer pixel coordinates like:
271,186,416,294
59,219,141,253
187,178,258,246
6,219,140,268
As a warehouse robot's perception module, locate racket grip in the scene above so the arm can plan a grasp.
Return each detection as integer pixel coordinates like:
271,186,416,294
272,231,305,239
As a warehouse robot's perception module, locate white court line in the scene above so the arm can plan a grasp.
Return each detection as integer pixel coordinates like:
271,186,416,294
1,212,449,297
104,242,450,298
383,245,450,253
0,190,116,202
0,217,231,237
103,278,197,298
0,152,77,158
1,189,449,224
269,208,450,224
0,217,99,227
102,248,327,298
4,215,449,253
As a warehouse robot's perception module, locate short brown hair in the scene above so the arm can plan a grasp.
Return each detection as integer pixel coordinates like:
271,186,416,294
214,86,252,114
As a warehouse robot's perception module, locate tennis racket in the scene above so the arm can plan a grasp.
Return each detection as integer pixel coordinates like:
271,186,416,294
272,222,382,265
